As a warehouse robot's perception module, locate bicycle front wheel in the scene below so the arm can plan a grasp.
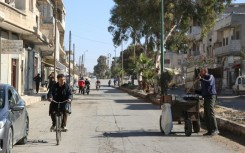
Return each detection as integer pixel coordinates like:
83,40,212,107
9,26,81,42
56,116,62,145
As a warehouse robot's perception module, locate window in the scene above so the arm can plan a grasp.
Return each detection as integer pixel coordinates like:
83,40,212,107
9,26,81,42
8,89,16,109
223,38,225,46
242,78,245,84
12,88,20,103
178,59,181,65
226,37,228,45
236,31,240,40
0,89,4,108
238,78,242,84
164,59,170,64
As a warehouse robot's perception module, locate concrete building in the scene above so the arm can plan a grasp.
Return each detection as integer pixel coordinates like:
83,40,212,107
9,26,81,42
0,0,52,95
156,52,187,86
186,3,245,90
37,0,67,86
0,0,70,95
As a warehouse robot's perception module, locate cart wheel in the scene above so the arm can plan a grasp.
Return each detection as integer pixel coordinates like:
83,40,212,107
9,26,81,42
159,115,165,134
192,121,201,133
185,119,192,136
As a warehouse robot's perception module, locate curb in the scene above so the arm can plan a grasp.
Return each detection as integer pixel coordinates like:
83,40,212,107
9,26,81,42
118,87,245,138
21,96,42,106
21,93,47,106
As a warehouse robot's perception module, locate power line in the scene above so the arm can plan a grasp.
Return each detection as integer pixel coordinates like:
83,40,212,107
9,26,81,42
72,34,113,46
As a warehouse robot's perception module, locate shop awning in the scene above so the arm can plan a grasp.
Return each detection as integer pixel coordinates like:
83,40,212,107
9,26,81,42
42,60,67,70
56,60,67,70
42,60,54,67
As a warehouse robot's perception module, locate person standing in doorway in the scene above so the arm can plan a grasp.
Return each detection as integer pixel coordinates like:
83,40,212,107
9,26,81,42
33,73,41,94
199,67,219,136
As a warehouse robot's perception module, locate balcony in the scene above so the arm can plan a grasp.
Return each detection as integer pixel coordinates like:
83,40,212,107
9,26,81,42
60,44,66,55
214,14,232,31
214,40,242,56
57,12,65,32
0,2,36,34
192,50,200,56
187,26,201,40
60,54,69,66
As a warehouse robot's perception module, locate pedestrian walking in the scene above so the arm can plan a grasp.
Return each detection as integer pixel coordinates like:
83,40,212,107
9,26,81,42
108,79,111,87
199,67,219,136
114,79,117,86
33,73,41,94
48,77,56,91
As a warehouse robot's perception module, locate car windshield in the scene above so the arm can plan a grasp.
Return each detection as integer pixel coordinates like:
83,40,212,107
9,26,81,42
0,89,4,108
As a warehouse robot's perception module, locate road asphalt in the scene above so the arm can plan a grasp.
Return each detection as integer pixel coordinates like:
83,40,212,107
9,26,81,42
12,80,245,153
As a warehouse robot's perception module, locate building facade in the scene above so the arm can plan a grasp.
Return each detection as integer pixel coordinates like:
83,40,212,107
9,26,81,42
186,3,245,90
0,0,72,95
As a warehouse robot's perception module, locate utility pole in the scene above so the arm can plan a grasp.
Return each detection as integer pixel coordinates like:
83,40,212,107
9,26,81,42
121,42,124,85
68,31,71,85
79,56,82,77
73,44,75,83
83,50,88,76
114,45,117,62
54,0,57,80
161,0,165,100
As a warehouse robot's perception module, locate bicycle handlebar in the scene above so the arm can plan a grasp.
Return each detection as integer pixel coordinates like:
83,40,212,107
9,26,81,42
51,100,68,103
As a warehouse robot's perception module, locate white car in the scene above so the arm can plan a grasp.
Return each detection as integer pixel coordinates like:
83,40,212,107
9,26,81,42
232,76,245,95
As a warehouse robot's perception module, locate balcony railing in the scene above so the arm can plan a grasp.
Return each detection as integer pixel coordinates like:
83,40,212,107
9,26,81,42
0,2,37,33
214,40,242,56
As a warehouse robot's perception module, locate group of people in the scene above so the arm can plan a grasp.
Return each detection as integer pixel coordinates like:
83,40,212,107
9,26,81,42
78,77,90,94
33,72,56,94
37,67,219,136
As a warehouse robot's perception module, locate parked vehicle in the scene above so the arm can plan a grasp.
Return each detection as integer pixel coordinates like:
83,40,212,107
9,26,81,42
232,76,245,95
0,84,29,153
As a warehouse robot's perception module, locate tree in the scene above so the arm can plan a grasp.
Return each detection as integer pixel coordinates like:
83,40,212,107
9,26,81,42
94,56,108,79
108,0,231,52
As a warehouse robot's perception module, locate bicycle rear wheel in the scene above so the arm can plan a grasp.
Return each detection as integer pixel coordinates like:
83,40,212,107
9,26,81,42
56,116,62,145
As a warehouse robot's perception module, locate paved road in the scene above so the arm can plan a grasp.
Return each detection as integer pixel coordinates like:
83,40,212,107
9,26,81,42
217,95,245,111
13,80,244,153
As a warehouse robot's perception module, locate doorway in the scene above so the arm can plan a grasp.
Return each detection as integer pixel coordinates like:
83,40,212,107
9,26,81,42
11,59,18,89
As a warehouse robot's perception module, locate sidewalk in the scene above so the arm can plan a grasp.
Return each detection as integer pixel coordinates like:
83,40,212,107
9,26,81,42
21,92,47,106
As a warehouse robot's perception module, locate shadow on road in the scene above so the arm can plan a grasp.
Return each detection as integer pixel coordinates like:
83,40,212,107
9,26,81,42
114,99,146,104
101,130,202,138
124,103,159,110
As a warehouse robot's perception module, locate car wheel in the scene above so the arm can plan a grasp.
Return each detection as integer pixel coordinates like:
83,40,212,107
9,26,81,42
17,118,29,145
6,129,13,153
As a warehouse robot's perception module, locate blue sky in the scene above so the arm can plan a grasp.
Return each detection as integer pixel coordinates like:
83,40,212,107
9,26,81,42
64,0,244,72
64,0,118,72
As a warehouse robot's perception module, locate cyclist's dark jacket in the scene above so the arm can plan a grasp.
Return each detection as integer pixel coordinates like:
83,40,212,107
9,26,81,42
47,82,73,114
85,80,90,86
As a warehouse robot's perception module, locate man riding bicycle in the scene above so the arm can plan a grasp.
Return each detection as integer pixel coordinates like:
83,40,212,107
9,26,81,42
85,78,90,89
96,79,101,89
47,74,73,131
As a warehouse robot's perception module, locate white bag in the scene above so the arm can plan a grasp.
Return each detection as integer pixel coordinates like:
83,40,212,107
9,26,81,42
160,103,173,135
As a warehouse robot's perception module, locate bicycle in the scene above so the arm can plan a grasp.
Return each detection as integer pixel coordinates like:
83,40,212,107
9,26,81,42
96,83,100,90
50,100,68,145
